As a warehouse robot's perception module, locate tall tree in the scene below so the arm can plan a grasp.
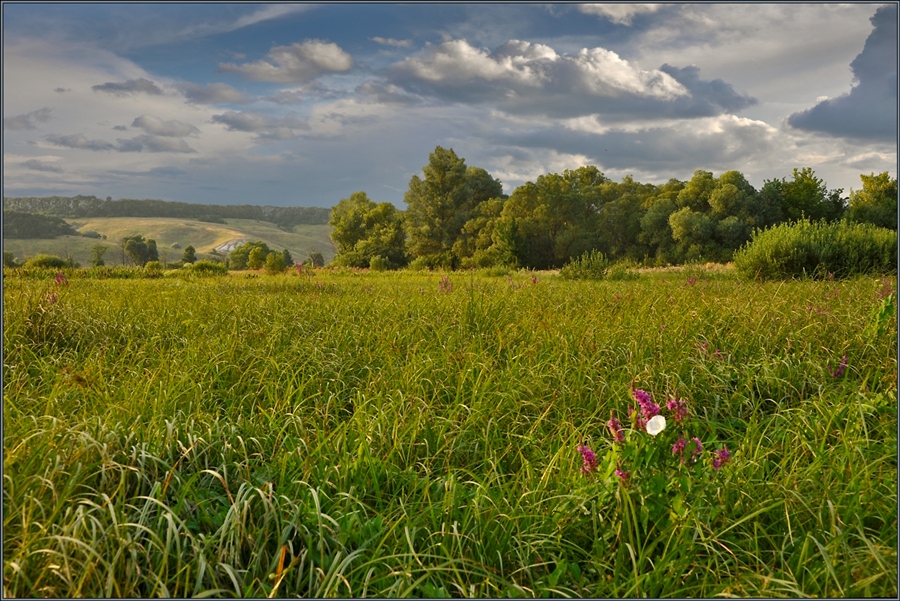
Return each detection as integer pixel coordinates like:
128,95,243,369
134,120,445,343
330,191,406,268
847,172,897,230
404,146,503,268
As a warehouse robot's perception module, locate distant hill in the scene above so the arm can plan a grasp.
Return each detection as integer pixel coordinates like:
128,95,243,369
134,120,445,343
2,195,336,266
3,195,330,231
3,216,335,267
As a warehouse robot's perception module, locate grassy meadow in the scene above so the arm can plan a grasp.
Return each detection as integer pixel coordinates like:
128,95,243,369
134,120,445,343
2,265,897,597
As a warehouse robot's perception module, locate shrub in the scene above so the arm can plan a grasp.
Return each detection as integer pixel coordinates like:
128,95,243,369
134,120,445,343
144,261,163,277
734,219,897,281
24,254,68,269
607,260,641,281
264,252,286,275
182,259,227,276
559,250,608,280
369,255,389,271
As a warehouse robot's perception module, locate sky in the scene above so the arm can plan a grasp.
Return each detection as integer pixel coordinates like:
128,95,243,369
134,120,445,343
3,2,898,208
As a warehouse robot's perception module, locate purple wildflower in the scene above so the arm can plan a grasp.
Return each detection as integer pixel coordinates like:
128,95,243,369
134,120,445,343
672,436,686,462
439,275,452,293
712,446,731,470
531,275,538,284
830,354,848,378
614,466,630,485
55,272,68,286
629,407,647,432
607,413,625,443
631,387,660,421
295,261,303,276
666,395,689,424
691,437,703,461
577,445,598,474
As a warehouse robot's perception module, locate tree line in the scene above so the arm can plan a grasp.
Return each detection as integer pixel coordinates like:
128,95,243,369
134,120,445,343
2,195,330,231
330,146,898,270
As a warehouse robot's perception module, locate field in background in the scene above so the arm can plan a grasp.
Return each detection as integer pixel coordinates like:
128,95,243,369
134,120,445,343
3,266,896,597
4,217,335,266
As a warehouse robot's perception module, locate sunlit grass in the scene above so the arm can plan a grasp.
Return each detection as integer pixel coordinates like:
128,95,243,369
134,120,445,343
3,266,896,597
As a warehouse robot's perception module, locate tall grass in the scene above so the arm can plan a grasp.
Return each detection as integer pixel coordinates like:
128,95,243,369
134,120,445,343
3,267,896,597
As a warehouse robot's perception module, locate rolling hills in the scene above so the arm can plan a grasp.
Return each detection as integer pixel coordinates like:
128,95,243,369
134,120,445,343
4,216,335,267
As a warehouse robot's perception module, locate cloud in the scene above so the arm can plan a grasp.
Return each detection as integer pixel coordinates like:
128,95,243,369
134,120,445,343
210,110,308,140
219,40,354,83
22,159,64,173
578,3,662,25
4,107,53,130
385,39,754,120
54,87,71,93
109,166,188,177
787,5,897,142
131,115,201,137
92,77,164,96
177,82,248,104
659,64,757,114
372,36,412,48
46,133,116,151
45,132,195,153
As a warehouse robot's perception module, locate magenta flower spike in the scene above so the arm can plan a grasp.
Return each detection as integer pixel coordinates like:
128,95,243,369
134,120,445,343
712,446,731,470
666,394,689,424
577,444,598,474
831,354,848,378
607,413,625,443
614,466,630,485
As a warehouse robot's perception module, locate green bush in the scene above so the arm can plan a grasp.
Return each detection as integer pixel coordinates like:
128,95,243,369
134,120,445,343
734,219,897,280
607,259,641,281
559,250,608,280
23,254,68,269
181,259,228,276
369,255,389,271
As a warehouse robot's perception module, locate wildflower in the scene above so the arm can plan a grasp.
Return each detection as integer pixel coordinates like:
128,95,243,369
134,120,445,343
646,415,666,436
439,275,452,293
55,271,68,286
666,394,689,424
690,437,703,461
614,466,630,485
531,275,538,284
607,413,625,443
577,444,598,474
46,292,58,305
631,387,660,420
629,407,647,432
672,436,686,462
295,261,303,276
712,446,731,470
830,354,848,378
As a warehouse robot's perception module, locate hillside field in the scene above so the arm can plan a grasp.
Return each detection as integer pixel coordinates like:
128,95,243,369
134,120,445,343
2,266,897,597
4,217,335,266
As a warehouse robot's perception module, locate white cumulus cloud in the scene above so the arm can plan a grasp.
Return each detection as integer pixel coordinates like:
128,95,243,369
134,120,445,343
219,40,354,83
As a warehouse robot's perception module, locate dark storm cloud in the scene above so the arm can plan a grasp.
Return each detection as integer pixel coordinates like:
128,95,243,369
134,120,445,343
92,77,163,96
787,5,897,142
659,65,757,115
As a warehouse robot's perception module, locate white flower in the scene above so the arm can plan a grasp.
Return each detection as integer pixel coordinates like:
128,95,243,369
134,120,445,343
646,415,666,436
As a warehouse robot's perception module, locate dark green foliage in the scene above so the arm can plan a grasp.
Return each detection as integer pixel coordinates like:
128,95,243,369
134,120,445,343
147,239,159,263
281,248,293,267
404,147,504,268
4,251,20,268
3,211,77,239
760,168,846,224
182,245,197,265
2,195,330,228
734,219,897,280
123,235,150,267
308,251,325,267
